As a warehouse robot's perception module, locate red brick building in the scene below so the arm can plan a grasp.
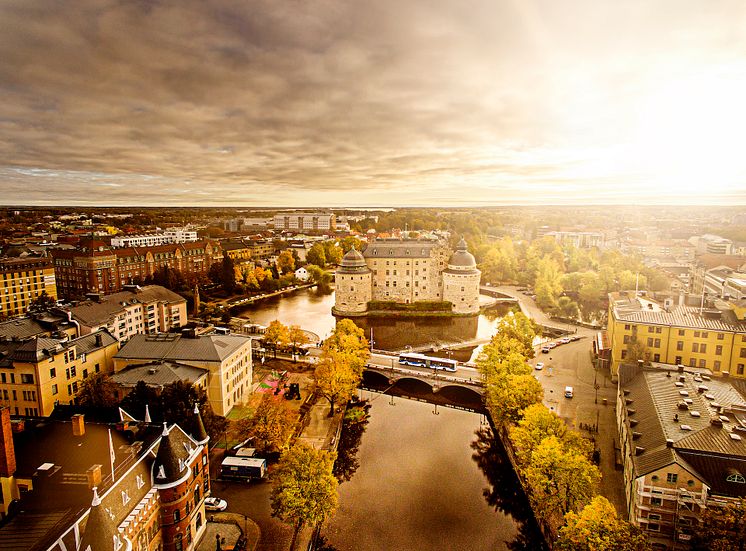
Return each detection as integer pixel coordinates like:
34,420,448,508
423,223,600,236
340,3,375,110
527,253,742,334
52,240,222,299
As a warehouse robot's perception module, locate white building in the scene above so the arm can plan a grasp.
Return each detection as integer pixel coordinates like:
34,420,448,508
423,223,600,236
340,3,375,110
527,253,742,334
294,267,310,281
110,228,198,248
273,212,336,232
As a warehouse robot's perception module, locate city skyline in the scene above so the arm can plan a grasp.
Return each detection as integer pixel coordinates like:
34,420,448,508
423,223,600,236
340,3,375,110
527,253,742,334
1,0,746,206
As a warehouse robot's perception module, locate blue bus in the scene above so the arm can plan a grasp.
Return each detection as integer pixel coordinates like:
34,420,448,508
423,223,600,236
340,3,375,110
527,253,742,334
398,352,458,372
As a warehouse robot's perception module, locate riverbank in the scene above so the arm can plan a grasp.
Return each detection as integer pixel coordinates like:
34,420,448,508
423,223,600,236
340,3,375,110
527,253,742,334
223,283,317,310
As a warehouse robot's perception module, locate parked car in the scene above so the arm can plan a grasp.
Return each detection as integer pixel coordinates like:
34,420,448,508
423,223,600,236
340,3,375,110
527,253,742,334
570,335,581,341
541,346,550,354
560,337,571,344
205,497,228,512
564,386,574,398
535,362,544,370
548,342,558,349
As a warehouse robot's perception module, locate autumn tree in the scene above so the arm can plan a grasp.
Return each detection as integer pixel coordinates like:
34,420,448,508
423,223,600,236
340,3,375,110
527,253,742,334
691,497,746,551
28,290,56,313
306,265,332,291
485,311,538,360
510,403,591,469
534,256,564,311
287,325,310,360
76,373,118,408
339,236,365,254
322,241,343,265
323,319,370,375
485,373,544,424
313,348,362,417
525,436,600,525
557,496,650,551
238,394,297,454
277,250,296,274
271,442,339,551
263,320,290,358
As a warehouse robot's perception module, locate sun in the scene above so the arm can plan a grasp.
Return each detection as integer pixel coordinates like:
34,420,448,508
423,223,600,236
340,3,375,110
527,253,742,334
629,67,746,198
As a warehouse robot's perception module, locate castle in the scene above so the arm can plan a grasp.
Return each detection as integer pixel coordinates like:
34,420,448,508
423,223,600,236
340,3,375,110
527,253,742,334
334,237,481,316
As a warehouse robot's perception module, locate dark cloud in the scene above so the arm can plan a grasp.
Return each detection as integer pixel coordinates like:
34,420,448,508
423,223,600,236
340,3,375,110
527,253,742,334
1,0,745,205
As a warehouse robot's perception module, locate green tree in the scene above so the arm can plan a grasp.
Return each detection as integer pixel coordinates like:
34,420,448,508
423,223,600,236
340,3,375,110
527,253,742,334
339,236,365,254
525,436,600,524
625,336,648,363
307,243,326,268
691,497,746,551
76,373,118,408
307,265,332,292
557,296,580,319
238,394,297,454
264,320,290,358
277,250,296,274
271,442,339,551
534,256,564,311
322,241,343,265
557,496,650,551
578,271,604,309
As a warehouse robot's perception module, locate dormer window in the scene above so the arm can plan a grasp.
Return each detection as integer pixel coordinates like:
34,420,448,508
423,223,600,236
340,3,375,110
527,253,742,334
157,465,166,479
121,489,130,505
727,472,746,483
136,474,144,489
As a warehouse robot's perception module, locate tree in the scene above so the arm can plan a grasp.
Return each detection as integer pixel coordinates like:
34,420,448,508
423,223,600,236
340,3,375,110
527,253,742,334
691,497,746,551
307,243,326,268
322,241,343,265
221,253,236,295
28,290,56,313
510,404,590,469
557,496,650,551
277,250,296,274
264,320,290,358
323,319,370,376
534,256,563,311
625,336,648,363
485,373,544,424
238,394,297,454
271,442,338,551
557,296,580,319
339,236,365,254
314,348,361,417
525,436,600,525
306,265,332,292
76,373,118,408
287,325,310,359
487,311,538,360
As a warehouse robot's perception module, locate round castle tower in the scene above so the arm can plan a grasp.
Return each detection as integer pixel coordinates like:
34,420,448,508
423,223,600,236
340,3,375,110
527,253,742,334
442,237,481,314
334,247,372,315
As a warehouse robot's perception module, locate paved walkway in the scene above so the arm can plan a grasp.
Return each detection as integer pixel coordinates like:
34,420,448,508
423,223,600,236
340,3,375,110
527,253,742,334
197,512,260,551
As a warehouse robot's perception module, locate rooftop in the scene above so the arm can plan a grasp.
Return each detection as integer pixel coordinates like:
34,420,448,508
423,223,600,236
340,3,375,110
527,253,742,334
110,360,208,387
115,332,251,363
69,285,185,326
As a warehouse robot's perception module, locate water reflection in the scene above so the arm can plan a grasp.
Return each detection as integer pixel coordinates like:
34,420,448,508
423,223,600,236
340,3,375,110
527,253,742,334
334,398,371,484
471,427,548,551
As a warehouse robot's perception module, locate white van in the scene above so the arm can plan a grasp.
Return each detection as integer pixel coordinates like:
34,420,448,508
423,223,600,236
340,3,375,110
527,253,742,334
564,386,574,398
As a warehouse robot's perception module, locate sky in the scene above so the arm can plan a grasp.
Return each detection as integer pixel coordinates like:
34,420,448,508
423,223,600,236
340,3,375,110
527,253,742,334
1,0,746,207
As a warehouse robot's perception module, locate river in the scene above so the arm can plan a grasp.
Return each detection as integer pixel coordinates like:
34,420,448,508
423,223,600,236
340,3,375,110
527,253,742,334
237,288,544,550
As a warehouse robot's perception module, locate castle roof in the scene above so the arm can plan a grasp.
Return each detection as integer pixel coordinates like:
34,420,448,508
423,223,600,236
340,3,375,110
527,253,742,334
338,247,370,274
152,423,198,489
448,237,477,269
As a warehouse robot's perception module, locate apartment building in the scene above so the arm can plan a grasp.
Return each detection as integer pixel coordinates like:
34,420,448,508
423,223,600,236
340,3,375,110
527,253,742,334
0,330,119,417
273,212,336,232
52,240,222,299
607,292,746,379
617,362,746,549
0,407,210,550
0,257,58,318
110,228,198,248
114,332,252,416
69,285,186,342
545,230,604,249
690,254,746,296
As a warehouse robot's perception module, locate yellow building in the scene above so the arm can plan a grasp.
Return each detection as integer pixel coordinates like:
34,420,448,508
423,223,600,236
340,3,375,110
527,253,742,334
608,292,746,378
0,257,58,318
0,330,119,417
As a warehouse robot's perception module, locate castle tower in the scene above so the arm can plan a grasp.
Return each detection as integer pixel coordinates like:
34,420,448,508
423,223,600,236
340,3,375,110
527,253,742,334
333,247,372,315
153,423,208,551
442,237,481,315
78,487,132,551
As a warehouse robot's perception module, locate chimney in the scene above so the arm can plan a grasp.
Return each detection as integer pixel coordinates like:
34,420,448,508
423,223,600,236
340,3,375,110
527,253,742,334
635,446,646,455
72,414,85,436
678,364,684,374
95,333,103,347
666,439,674,448
86,464,102,488
0,407,16,477
723,371,730,379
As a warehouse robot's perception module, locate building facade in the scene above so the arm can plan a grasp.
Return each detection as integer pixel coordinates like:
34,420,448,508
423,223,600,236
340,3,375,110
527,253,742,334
617,362,746,549
0,330,119,417
114,332,252,416
0,257,58,318
273,212,336,232
53,240,222,300
607,292,746,379
334,237,481,316
110,228,198,248
69,285,187,342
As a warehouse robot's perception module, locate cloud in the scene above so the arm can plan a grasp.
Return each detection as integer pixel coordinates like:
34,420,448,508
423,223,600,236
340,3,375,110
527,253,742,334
1,0,745,205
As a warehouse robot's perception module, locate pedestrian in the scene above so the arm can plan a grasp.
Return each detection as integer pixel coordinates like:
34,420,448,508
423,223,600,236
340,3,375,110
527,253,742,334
216,533,222,551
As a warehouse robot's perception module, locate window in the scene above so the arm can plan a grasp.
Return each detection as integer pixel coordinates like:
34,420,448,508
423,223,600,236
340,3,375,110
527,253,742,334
651,497,662,506
739,364,745,375
625,324,631,330
136,475,144,489
675,356,682,365
716,345,723,355
648,513,661,521
727,472,746,483
700,344,707,353
121,490,130,505
648,326,654,333
624,335,630,344
51,384,58,395
70,366,76,377
647,337,654,347
692,343,699,353
666,473,678,483
714,361,721,371
95,363,100,373
654,339,661,347
718,333,725,340
82,369,88,378
621,350,627,359
20,374,34,384
49,368,56,378
174,509,180,523
694,331,700,338
647,523,660,532
679,329,685,336
699,359,706,368
677,341,684,351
